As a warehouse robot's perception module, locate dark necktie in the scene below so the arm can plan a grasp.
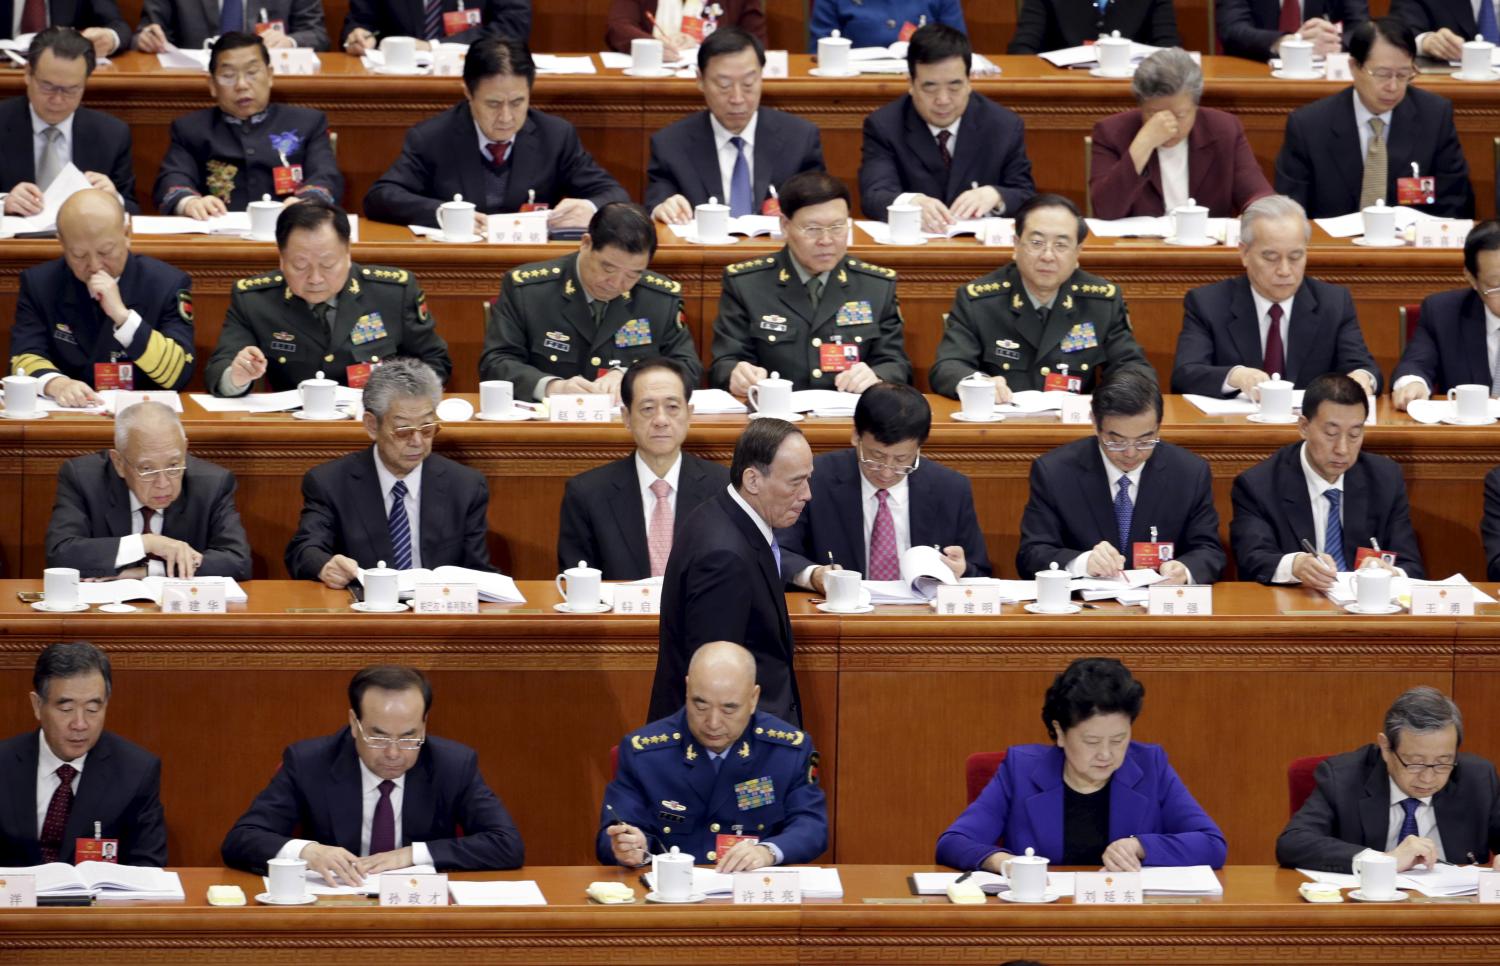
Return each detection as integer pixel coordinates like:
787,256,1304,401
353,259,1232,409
389,480,413,570
1323,488,1348,571
486,141,512,166
728,135,752,217
1114,476,1134,553
806,276,823,308
936,129,952,168
1264,304,1287,379
219,0,244,34
370,779,396,855
19,0,46,34
312,301,334,334
140,507,166,562
711,754,723,774
1398,797,1421,842
39,763,77,864
1482,0,1500,44
1277,0,1300,34
423,0,444,40
589,298,608,338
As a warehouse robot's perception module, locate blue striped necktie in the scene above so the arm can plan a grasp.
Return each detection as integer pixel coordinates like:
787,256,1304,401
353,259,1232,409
1323,488,1348,571
423,0,444,41
1114,476,1133,553
729,136,752,217
1481,0,1500,45
389,480,413,570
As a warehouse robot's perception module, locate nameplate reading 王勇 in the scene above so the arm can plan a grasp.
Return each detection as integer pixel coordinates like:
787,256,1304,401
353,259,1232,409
1409,584,1474,616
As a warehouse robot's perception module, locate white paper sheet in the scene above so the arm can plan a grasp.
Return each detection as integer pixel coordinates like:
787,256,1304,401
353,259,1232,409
130,213,253,235
1181,390,1307,417
855,219,997,243
361,49,434,70
666,215,780,239
355,565,526,604
997,390,1088,415
688,388,748,414
448,880,548,905
266,864,435,896
598,51,631,68
645,866,843,898
1040,42,1161,68
1326,573,1498,606
100,390,184,414
1405,398,1500,425
1315,206,1424,239
77,576,249,606
4,163,92,234
156,48,210,70
789,389,859,416
534,54,597,74
1140,865,1223,895
1301,864,1482,897
188,386,363,413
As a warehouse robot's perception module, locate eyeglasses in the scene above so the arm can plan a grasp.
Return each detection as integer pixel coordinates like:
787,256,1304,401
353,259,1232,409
1479,284,1500,298
34,80,84,98
1390,749,1455,775
1022,236,1076,256
213,66,268,87
389,422,440,442
119,454,187,480
1362,67,1417,84
1099,436,1160,453
355,718,425,751
856,441,921,476
791,222,849,240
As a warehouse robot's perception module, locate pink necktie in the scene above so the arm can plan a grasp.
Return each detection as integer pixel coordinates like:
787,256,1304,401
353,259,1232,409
868,489,900,580
648,479,674,577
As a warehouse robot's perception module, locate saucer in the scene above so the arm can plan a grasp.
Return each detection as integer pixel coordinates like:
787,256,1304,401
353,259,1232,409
623,66,675,77
1089,66,1135,78
350,601,409,614
644,890,707,903
1163,235,1217,247
808,67,859,77
433,232,484,244
1453,69,1500,82
1439,415,1497,426
0,409,48,419
1024,602,1081,615
475,409,537,422
292,410,350,421
554,601,612,614
372,64,428,76
1344,602,1402,616
680,234,741,245
30,600,89,612
1247,412,1298,424
952,411,1005,423
748,412,805,422
255,891,318,906
873,236,928,245
816,602,874,614
1351,235,1406,248
998,890,1063,903
1271,68,1324,80
98,603,138,614
1348,888,1407,902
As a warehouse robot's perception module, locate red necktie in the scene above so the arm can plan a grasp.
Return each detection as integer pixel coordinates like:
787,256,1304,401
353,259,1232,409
19,0,46,34
39,763,77,863
1277,0,1301,35
868,489,900,580
369,779,396,855
1264,304,1287,379
486,141,512,166
936,130,953,168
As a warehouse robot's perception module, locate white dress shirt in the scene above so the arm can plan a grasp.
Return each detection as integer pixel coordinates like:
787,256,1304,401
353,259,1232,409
894,117,962,208
1066,447,1144,576
1383,776,1445,858
709,111,758,207
373,451,423,570
278,758,434,866
1392,303,1500,396
1157,138,1190,214
635,451,682,528
113,494,167,575
1352,90,1394,167
726,484,774,547
36,731,87,836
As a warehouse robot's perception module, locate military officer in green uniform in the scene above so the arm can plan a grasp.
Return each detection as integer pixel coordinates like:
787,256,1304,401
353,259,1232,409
479,202,701,401
710,170,911,396
206,201,451,396
930,193,1152,401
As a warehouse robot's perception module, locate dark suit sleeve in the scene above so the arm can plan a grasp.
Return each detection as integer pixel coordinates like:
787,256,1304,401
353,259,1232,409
1390,295,1442,392
363,129,442,228
45,460,127,578
153,119,204,213
1015,456,1079,578
1088,119,1155,221
928,290,985,398
1272,112,1315,213
708,272,756,390
221,747,306,873
1275,757,1362,871
205,291,262,396
458,0,530,43
103,119,139,214
773,517,816,587
199,469,253,581
1429,98,1475,218
1006,0,1050,53
135,0,176,38
339,0,376,40
1329,284,1379,392
1146,0,1182,47
9,270,64,380
1171,286,1236,397
1390,0,1439,32
605,0,651,50
84,0,132,49
763,742,829,864
288,0,331,49
682,548,755,647
121,754,168,867
644,129,684,210
284,468,340,580
1229,468,1289,584
857,112,903,219
1215,0,1279,60
1483,468,1500,581
555,125,629,208
293,113,343,205
399,275,452,384
595,739,658,864
422,749,525,871
558,477,604,577
1176,457,1227,584
995,115,1036,215
866,284,911,385
458,472,495,572
120,266,195,391
1102,296,1150,377
657,294,704,387
1229,119,1273,213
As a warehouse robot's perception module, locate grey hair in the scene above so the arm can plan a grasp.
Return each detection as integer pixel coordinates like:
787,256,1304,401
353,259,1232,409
113,399,185,451
1384,686,1464,750
362,358,442,419
1240,194,1310,246
1132,48,1203,104
33,641,112,700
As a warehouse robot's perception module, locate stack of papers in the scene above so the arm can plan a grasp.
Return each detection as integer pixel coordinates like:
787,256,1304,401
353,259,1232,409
789,389,860,417
131,214,254,236
534,54,597,74
189,387,364,413
1071,569,1165,604
2,163,92,235
1301,864,1482,897
77,576,249,606
1040,42,1162,69
0,862,185,900
912,866,1218,896
1314,207,1425,239
688,389,748,414
355,565,526,604
998,390,1088,415
156,48,211,70
268,864,435,897
361,49,433,71
855,219,1002,244
666,214,780,240
1406,398,1500,425
1182,391,1307,417
448,880,548,905
1325,573,1498,607
1085,216,1236,240
644,866,843,898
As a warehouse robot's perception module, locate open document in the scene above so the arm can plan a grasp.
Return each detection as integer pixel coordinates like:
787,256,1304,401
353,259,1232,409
355,566,526,604
77,576,248,606
2,163,91,234
0,862,184,900
644,866,843,898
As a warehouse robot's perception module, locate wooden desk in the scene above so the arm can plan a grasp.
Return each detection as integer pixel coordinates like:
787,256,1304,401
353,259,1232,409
4,866,1499,965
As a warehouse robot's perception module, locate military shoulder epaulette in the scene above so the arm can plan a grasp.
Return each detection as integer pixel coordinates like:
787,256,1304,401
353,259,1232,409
360,266,411,285
510,263,565,285
963,278,1009,300
1070,280,1119,299
845,258,896,280
754,725,806,747
726,256,776,276
628,729,683,752
235,273,284,292
638,272,682,295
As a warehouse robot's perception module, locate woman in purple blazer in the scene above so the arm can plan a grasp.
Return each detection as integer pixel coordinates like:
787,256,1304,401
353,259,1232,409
936,658,1226,871
1089,48,1271,220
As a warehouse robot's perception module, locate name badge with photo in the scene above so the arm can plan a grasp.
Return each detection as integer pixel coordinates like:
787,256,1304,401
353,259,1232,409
94,362,134,391
1132,541,1174,570
819,342,859,372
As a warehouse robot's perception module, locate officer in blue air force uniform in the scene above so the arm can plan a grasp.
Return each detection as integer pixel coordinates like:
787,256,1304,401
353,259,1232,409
597,642,828,871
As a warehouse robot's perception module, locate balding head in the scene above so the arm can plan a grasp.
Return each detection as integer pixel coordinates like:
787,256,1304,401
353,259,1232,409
683,642,760,752
109,401,188,510
57,189,129,283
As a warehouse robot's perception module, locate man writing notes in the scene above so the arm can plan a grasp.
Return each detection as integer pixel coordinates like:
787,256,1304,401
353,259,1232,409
9,189,194,409
222,665,524,882
600,642,827,871
1274,17,1473,219
1230,372,1425,587
1171,195,1379,399
1017,368,1224,583
649,418,813,726
929,193,1150,401
0,642,166,866
2,0,129,56
479,202,700,401
284,358,493,588
558,357,729,580
776,382,991,593
709,169,910,395
1391,220,1500,411
363,37,628,233
1277,687,1500,872
646,27,823,225
47,401,252,580
858,24,1034,232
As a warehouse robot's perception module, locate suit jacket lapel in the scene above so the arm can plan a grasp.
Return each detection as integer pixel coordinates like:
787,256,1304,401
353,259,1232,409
1130,449,1169,546
1185,117,1217,206
106,466,134,539
1286,282,1322,386
721,491,791,656
328,277,362,352
1279,447,1319,549
1078,444,1122,547
1021,753,1066,862
832,452,868,572
1107,751,1149,843
417,456,445,567
449,104,487,211
1328,93,1365,208
401,751,435,845
611,457,651,575
64,733,114,857
1461,291,1491,385
903,97,947,193
1433,763,1473,862
351,449,395,568
1229,278,1265,373
774,248,814,321
693,112,726,204
499,113,542,212
162,469,195,542
1340,461,1372,561
1359,757,1391,850
330,732,364,854
11,734,41,861
946,98,984,201
749,109,774,207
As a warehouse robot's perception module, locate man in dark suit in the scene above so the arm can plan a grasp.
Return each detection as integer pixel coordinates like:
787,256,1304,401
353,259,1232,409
46,401,251,580
1007,0,1179,53
364,37,627,232
558,357,729,580
1216,0,1368,62
0,642,166,866
1275,18,1474,219
859,25,1033,231
1391,0,1492,62
285,358,493,587
222,665,523,881
152,32,342,217
1018,368,1224,582
1230,372,1425,586
1172,195,1378,398
9,190,194,408
1392,219,1500,410
135,0,329,52
646,27,823,224
776,382,990,591
1278,686,1500,872
341,0,528,53
1,29,135,217
649,417,812,726
2,0,130,56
